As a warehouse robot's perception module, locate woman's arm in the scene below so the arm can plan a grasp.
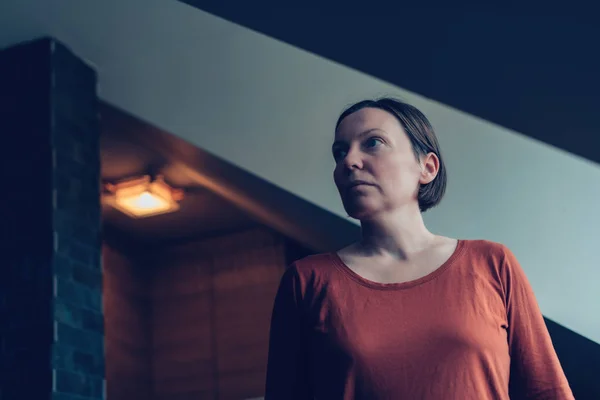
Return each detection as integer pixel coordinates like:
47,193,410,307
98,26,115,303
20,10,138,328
265,265,313,400
502,247,574,399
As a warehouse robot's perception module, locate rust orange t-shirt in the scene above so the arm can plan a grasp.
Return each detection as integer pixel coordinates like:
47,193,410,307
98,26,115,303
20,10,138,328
265,240,573,399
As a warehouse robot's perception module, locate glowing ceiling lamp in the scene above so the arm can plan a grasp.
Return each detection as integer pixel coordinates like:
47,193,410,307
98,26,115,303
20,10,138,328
104,175,184,218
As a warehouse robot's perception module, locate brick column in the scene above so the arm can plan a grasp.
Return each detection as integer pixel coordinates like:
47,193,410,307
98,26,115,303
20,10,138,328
0,38,104,400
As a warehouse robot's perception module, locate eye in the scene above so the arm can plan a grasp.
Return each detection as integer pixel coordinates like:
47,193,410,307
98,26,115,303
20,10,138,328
364,137,384,149
332,147,348,162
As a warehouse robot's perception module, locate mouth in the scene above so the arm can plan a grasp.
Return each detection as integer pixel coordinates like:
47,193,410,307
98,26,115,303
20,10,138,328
347,180,375,189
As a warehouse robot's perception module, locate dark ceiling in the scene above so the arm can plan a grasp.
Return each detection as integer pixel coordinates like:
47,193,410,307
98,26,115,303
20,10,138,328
182,3,600,166
100,104,258,245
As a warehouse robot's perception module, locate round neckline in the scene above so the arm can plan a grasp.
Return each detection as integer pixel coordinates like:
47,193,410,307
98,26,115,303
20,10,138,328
330,239,466,291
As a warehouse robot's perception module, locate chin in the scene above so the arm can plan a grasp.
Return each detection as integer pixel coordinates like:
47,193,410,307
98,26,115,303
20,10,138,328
343,200,381,221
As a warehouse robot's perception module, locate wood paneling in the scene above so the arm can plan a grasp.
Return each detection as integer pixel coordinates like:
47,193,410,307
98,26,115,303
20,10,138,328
103,227,290,399
218,369,268,400
103,244,152,400
151,227,286,399
151,254,214,399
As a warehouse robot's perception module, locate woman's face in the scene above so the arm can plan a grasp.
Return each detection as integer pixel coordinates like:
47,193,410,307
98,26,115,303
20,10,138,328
332,107,438,220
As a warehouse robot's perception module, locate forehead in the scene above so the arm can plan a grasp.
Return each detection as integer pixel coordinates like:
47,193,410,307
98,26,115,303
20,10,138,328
336,108,402,135
335,107,403,140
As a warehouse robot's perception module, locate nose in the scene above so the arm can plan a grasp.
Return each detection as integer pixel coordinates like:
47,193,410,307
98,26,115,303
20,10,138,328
343,147,363,171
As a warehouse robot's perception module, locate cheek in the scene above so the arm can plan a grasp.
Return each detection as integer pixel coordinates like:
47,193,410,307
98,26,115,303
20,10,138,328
333,164,344,188
379,159,421,188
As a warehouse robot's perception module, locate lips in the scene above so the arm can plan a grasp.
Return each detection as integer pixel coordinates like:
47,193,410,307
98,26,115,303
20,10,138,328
346,180,375,189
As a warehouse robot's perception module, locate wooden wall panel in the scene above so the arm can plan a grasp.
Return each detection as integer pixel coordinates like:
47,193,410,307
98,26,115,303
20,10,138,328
150,227,286,399
103,244,152,400
152,255,215,399
212,229,285,400
218,369,268,400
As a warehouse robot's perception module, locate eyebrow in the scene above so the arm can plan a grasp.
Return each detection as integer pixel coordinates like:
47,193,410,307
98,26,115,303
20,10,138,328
332,128,385,149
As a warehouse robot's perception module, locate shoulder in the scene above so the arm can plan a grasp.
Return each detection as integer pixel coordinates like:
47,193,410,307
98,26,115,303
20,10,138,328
286,252,339,283
462,239,517,265
461,239,527,286
277,253,343,301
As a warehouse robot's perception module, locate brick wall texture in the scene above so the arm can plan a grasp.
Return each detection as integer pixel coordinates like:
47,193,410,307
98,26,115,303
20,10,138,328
0,38,104,400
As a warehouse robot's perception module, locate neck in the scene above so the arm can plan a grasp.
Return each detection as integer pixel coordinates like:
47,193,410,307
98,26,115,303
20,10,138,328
358,204,435,260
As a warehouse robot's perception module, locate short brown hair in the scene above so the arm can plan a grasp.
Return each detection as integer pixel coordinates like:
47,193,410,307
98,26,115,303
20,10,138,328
335,97,447,213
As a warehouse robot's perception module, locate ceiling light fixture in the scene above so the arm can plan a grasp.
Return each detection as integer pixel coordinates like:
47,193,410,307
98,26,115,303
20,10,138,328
103,175,184,218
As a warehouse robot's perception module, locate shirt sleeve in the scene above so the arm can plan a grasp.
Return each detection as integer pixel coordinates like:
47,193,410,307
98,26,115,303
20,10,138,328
502,247,574,399
265,265,313,400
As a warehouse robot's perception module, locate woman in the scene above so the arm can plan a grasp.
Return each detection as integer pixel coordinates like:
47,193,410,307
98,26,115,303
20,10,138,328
265,98,573,399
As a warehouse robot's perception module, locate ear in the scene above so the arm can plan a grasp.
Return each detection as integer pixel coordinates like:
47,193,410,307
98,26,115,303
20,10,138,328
419,152,440,185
